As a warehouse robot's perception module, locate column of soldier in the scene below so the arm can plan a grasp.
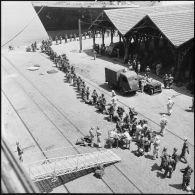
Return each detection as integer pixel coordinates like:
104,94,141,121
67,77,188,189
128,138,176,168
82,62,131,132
39,39,193,192
54,31,92,45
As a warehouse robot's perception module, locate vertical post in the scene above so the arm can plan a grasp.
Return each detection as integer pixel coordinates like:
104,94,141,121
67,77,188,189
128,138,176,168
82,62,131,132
111,30,113,44
93,30,96,49
78,18,82,53
119,34,121,42
102,29,105,45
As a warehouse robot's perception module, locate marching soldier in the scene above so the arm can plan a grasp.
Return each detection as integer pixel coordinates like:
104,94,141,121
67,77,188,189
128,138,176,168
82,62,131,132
153,135,160,159
163,155,174,178
167,97,174,116
96,126,102,148
172,147,179,171
181,164,193,191
89,127,95,147
159,114,168,136
180,138,189,164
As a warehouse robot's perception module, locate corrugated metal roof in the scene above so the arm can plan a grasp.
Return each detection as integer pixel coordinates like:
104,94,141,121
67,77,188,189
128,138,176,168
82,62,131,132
104,3,193,35
148,10,194,47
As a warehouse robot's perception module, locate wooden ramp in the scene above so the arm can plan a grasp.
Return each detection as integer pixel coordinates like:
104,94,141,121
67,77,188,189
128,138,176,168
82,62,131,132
23,149,121,182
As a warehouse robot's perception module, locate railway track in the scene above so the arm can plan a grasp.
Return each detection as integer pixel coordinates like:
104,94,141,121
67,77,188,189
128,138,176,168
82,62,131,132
2,55,143,193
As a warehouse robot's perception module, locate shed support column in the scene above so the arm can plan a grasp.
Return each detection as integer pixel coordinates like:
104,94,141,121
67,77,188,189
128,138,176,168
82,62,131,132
93,30,96,49
102,29,105,45
111,30,113,44
123,40,129,64
119,34,121,42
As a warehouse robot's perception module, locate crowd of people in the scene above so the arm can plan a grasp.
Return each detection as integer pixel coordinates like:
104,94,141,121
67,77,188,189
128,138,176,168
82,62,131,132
22,38,194,191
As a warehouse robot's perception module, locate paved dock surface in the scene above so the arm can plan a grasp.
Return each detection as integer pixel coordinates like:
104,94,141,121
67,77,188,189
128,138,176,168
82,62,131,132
2,36,194,193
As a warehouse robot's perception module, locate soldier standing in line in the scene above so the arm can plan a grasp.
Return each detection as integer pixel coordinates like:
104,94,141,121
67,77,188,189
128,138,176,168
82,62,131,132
159,147,168,171
89,127,95,147
55,36,58,45
69,33,73,42
86,87,90,100
137,61,141,73
91,89,98,104
180,138,189,164
59,36,62,44
163,74,169,88
172,147,179,171
64,34,68,43
16,142,23,162
96,126,102,148
167,97,174,116
153,135,160,160
159,114,168,136
181,164,193,191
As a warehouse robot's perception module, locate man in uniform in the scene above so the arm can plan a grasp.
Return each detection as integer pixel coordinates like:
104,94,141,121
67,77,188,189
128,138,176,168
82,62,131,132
181,164,193,191
167,97,174,116
163,74,169,88
89,127,95,147
163,155,174,178
172,147,179,171
96,126,102,148
59,36,62,44
64,34,68,43
16,142,23,162
168,74,174,89
69,33,73,42
180,138,189,164
145,66,151,77
153,135,160,159
111,90,118,111
55,36,58,44
73,33,77,41
91,89,98,104
81,84,86,100
160,114,168,136
159,147,168,171
85,87,90,100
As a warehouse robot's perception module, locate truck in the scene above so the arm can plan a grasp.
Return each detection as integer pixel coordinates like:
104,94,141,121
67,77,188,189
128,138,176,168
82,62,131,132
105,66,139,94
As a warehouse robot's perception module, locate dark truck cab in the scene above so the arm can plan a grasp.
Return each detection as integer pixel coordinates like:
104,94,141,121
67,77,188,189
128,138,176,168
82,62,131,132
105,66,139,94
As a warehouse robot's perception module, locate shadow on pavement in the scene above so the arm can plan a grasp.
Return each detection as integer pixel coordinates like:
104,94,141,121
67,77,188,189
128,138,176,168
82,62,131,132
159,112,169,116
169,183,183,190
83,49,121,65
185,109,193,112
156,171,164,178
151,163,160,171
144,154,154,160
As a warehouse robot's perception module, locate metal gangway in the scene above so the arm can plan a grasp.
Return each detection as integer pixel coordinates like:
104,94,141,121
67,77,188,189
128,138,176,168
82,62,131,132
23,149,121,182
